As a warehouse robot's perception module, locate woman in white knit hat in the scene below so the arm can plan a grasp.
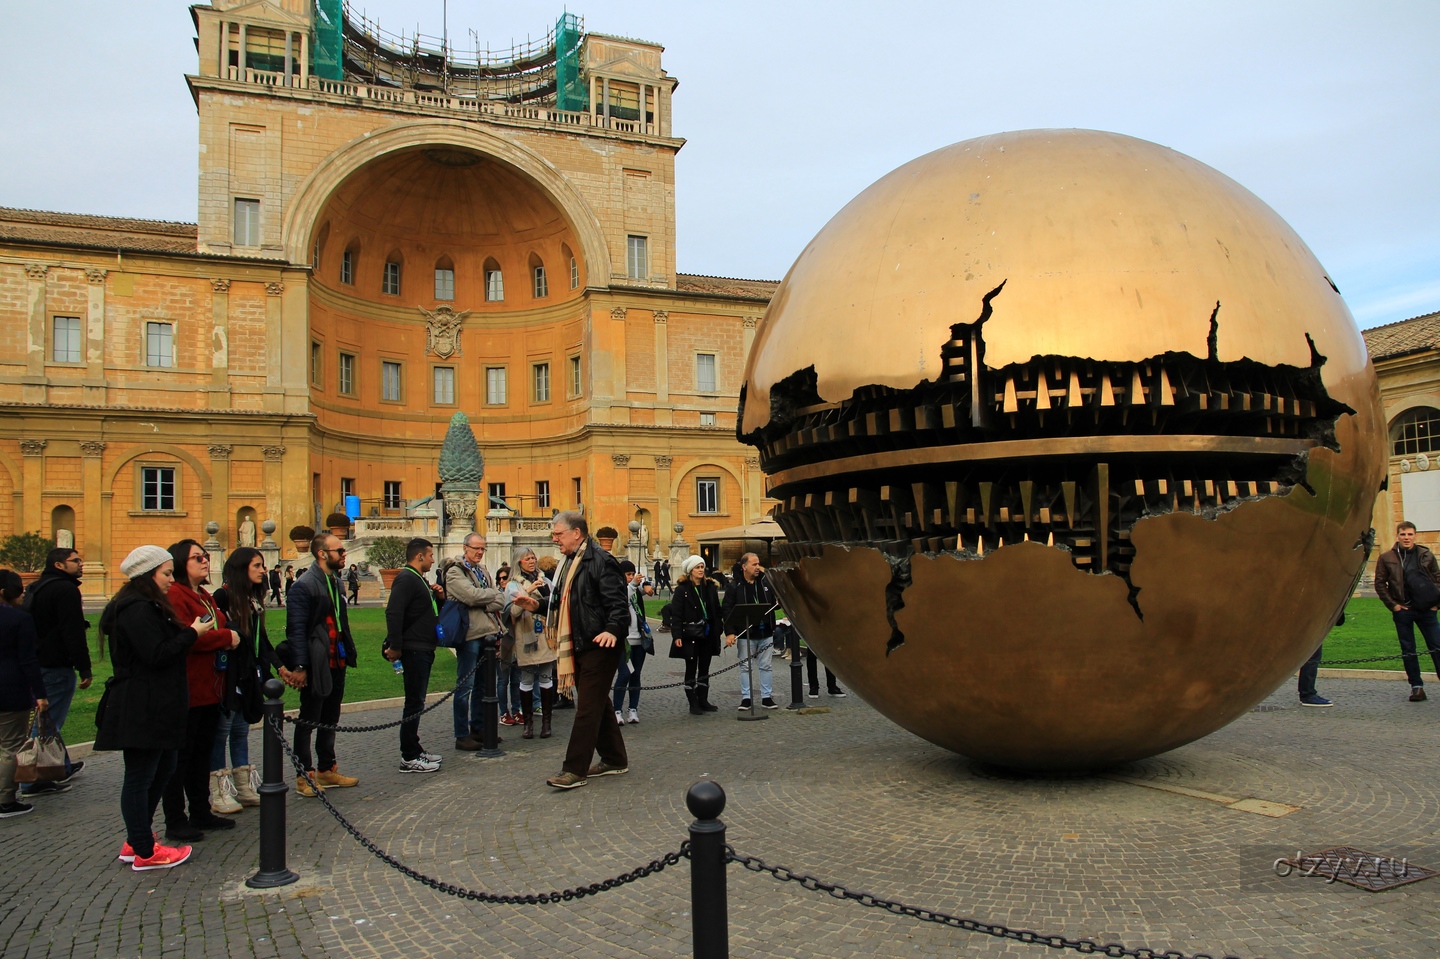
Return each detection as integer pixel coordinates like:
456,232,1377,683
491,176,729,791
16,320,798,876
94,545,209,872
668,555,723,715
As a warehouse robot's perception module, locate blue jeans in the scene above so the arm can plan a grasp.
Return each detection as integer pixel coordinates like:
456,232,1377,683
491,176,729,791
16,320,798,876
210,708,250,770
1394,607,1440,687
21,668,76,794
454,640,484,739
737,637,773,700
613,647,647,711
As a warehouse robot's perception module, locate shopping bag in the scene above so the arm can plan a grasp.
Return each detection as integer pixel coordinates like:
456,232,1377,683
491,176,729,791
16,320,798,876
14,712,67,783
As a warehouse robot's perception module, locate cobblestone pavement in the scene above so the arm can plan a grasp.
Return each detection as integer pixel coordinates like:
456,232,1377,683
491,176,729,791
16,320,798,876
4,664,1439,959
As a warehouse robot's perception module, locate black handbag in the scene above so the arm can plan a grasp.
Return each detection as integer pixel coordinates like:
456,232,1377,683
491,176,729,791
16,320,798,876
679,619,708,641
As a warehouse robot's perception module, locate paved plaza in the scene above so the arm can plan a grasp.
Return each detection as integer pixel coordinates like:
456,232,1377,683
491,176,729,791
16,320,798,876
3,663,1439,959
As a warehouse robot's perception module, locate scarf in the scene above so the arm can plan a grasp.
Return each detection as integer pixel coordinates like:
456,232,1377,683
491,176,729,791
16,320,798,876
548,539,588,697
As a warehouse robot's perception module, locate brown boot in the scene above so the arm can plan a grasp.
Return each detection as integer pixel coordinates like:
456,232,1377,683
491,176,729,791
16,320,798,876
540,687,555,739
521,689,535,740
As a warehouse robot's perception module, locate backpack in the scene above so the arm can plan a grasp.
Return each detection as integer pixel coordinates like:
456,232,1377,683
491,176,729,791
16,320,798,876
436,598,469,648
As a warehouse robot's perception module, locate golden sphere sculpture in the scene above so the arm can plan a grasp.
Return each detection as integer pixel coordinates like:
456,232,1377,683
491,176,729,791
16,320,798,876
740,130,1385,770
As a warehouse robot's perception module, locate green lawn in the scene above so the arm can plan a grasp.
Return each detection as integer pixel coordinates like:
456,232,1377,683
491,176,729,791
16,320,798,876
65,609,454,744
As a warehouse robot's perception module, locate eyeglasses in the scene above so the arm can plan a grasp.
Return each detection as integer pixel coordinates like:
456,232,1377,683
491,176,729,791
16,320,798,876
325,547,347,555
189,554,209,564
467,544,487,552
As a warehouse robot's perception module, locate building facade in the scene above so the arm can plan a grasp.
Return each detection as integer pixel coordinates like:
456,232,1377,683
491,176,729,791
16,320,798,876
0,0,775,595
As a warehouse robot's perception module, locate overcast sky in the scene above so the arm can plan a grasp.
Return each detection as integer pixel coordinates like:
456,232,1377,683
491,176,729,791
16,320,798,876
2,1,1435,328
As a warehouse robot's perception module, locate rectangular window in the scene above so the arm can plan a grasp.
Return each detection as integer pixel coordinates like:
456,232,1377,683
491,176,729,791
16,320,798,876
433,366,455,405
52,316,82,363
533,362,551,403
310,341,322,387
488,482,507,510
340,477,355,499
572,476,582,507
145,321,174,368
234,198,260,247
340,249,354,285
696,353,717,393
384,480,402,510
536,480,551,510
485,269,504,302
568,355,582,397
485,366,508,405
569,257,579,289
381,360,402,402
435,268,455,301
696,478,719,514
533,265,548,298
382,261,401,296
700,411,716,426
141,466,177,511
338,351,355,395
626,235,648,279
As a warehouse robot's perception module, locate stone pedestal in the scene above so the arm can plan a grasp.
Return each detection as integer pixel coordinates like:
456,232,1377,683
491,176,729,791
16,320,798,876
669,536,691,567
203,521,225,577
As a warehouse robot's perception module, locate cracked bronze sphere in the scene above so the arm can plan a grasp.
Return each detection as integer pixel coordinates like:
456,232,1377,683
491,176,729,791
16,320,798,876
740,129,1385,770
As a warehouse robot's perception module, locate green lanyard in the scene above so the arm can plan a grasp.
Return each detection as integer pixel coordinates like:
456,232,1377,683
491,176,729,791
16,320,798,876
322,570,341,617
695,588,709,620
406,567,438,616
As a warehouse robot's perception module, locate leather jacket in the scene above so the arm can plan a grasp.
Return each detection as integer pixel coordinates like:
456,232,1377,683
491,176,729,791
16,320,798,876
552,539,630,654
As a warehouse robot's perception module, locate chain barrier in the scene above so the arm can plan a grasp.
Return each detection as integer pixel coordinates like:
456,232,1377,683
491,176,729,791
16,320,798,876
1318,651,1432,667
267,715,689,902
726,847,1249,959
286,658,481,733
636,639,775,691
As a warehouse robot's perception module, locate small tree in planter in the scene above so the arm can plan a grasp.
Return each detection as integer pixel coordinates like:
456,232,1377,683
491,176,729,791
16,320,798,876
595,526,619,551
325,512,352,540
0,531,52,581
288,525,316,554
367,535,408,590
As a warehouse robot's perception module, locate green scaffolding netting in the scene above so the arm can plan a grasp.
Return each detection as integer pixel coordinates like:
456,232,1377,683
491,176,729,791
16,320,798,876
555,12,585,112
312,0,343,81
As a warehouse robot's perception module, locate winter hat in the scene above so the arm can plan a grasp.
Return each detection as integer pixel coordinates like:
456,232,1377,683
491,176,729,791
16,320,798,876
617,560,636,574
681,555,706,578
121,545,173,579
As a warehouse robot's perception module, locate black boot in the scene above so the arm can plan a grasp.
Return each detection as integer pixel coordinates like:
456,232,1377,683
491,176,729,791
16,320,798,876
697,682,718,712
686,686,705,715
540,687,555,738
520,689,535,740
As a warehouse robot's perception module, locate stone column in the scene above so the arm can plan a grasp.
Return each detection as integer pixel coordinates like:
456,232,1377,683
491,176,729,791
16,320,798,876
742,314,759,367
24,264,47,402
84,269,107,405
237,22,247,76
19,440,45,534
654,454,674,550
264,280,286,412
653,311,671,426
209,444,233,548
210,279,231,409
261,446,287,554
79,441,107,597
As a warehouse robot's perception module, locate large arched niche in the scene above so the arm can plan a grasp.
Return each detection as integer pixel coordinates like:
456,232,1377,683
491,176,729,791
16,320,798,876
283,120,610,287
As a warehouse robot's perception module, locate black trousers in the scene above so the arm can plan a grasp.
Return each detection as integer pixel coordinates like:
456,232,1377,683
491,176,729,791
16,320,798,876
162,703,221,826
562,646,627,777
805,647,840,693
294,665,346,772
400,648,434,760
122,748,176,859
683,654,713,688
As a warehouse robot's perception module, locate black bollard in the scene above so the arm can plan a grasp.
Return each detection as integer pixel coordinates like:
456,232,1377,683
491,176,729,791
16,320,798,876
786,628,805,709
478,634,504,758
687,780,728,959
247,678,299,889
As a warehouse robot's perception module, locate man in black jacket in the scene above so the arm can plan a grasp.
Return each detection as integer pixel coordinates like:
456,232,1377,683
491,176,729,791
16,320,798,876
721,553,779,709
1373,520,1440,701
383,538,443,773
21,548,90,795
546,512,630,790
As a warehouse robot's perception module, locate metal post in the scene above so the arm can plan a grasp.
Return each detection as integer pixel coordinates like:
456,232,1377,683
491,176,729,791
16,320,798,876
786,626,805,709
687,781,728,959
478,634,504,758
737,628,766,722
247,678,299,889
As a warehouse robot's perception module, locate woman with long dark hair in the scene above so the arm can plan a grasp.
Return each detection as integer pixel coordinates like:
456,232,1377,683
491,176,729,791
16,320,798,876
162,539,241,841
208,547,271,812
668,556,722,715
94,546,209,871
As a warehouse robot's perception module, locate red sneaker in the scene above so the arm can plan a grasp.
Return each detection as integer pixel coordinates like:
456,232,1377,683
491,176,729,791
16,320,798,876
132,843,192,871
498,714,516,726
118,832,159,863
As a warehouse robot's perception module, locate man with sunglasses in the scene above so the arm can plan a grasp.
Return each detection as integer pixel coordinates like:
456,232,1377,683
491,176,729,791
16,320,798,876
19,548,91,796
281,533,359,796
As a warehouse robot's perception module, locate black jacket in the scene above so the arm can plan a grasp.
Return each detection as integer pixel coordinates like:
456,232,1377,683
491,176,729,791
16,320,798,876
93,593,197,751
668,579,723,659
553,540,629,654
385,565,439,653
719,574,777,640
0,604,46,712
24,566,92,679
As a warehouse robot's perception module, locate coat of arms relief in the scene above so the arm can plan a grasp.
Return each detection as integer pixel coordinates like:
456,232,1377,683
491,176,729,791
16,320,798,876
421,305,469,358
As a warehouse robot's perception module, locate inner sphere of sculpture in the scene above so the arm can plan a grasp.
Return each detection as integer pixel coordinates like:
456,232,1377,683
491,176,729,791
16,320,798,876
740,129,1385,770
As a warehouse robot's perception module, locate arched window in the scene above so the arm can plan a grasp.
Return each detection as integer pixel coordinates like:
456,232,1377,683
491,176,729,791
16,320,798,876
434,255,455,301
529,253,548,298
312,221,330,271
340,240,359,285
484,257,504,302
382,251,403,296
561,243,579,289
1393,407,1440,456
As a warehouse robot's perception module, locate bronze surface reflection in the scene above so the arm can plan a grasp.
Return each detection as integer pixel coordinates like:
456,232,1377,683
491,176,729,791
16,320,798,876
742,130,1385,769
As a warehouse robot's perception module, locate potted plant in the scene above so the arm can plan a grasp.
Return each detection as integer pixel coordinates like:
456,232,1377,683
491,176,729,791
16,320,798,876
0,531,53,589
595,526,619,551
288,524,315,555
325,512,352,540
367,535,408,590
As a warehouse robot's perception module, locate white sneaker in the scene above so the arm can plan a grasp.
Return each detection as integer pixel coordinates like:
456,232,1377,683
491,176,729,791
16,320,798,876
627,708,639,724
615,709,624,725
399,756,441,774
419,751,442,764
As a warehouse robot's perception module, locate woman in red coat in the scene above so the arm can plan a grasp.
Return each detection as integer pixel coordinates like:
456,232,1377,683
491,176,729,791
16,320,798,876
162,539,240,841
